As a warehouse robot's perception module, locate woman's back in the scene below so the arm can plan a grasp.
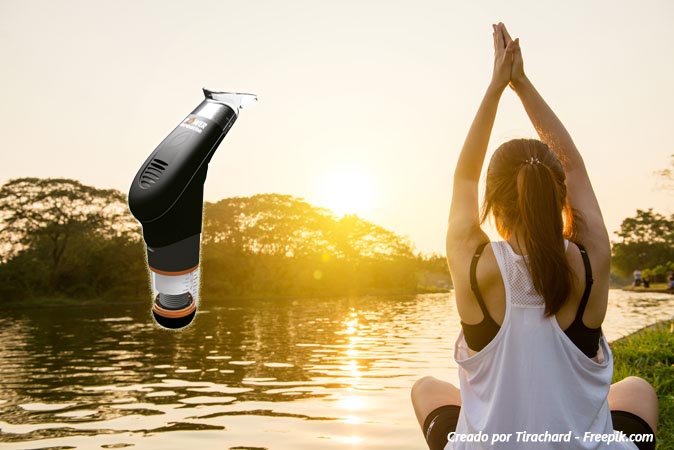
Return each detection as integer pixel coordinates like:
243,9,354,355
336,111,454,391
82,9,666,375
450,240,632,449
459,235,606,360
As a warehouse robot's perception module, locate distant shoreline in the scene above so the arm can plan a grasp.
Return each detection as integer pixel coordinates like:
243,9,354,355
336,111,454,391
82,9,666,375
8,286,674,311
10,286,671,311
3,287,452,311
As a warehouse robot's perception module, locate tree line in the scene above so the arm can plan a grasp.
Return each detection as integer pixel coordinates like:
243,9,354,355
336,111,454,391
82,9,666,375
0,177,670,304
611,209,674,283
0,178,449,303
611,155,674,284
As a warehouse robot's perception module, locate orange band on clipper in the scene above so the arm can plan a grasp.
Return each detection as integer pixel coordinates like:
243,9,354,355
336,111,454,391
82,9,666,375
153,301,196,318
149,265,199,276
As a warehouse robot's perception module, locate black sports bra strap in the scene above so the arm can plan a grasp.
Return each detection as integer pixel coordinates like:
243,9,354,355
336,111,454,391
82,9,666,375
469,241,493,322
574,242,594,321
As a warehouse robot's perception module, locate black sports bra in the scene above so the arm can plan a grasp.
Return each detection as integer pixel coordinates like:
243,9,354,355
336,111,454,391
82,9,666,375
460,241,602,358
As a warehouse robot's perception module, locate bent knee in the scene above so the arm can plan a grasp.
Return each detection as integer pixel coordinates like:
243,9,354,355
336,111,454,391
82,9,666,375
623,376,657,397
411,375,437,400
611,376,659,434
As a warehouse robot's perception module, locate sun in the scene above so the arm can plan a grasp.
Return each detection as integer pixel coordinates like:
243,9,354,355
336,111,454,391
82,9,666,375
316,168,374,217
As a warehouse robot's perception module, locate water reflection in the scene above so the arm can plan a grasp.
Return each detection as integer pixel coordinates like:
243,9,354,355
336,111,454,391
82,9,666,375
0,291,672,449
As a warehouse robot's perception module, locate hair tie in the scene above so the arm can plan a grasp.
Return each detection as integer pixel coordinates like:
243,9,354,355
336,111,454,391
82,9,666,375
524,156,541,165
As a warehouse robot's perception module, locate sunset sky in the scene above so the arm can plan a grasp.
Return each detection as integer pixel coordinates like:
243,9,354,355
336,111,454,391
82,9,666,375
2,0,672,254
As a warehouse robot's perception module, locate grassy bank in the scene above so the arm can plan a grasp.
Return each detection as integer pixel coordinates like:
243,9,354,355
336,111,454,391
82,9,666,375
611,319,674,449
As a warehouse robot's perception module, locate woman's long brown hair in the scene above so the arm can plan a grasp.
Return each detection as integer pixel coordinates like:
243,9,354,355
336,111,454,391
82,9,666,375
481,139,575,316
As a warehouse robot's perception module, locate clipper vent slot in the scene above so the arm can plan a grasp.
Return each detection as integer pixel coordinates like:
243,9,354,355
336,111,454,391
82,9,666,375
139,158,168,189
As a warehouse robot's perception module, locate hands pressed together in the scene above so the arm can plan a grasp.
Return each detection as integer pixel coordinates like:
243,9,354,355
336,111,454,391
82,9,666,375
490,22,526,92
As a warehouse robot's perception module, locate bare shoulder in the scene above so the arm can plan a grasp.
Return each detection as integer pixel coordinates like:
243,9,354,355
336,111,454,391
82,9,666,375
568,238,610,328
446,228,498,324
571,209,612,276
445,227,490,289
445,227,490,270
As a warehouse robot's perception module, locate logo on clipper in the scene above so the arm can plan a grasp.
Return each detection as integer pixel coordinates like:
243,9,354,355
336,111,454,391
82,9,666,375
180,117,208,133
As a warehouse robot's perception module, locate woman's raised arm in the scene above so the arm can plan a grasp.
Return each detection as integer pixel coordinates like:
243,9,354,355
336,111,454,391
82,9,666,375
504,26,611,259
447,24,516,246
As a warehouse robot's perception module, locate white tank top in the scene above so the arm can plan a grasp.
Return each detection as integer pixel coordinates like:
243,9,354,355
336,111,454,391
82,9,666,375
447,240,638,450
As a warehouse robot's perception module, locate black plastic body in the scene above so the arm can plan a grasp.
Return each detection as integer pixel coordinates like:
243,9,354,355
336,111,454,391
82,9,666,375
129,93,237,272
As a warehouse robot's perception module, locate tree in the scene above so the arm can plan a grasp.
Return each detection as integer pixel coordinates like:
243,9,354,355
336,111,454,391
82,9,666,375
203,194,415,261
1,180,444,301
0,178,142,297
203,194,335,257
611,209,674,278
0,178,137,258
330,214,415,261
200,194,421,297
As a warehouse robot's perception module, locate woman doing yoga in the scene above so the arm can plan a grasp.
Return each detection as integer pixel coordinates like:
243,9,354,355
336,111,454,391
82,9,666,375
410,23,658,450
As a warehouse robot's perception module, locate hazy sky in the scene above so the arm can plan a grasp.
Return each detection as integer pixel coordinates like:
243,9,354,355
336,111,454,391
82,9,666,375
2,0,673,254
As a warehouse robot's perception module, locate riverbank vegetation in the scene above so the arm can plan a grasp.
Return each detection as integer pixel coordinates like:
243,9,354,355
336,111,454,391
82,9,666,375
1,177,672,304
611,320,674,449
0,178,449,305
610,208,674,286
610,158,674,287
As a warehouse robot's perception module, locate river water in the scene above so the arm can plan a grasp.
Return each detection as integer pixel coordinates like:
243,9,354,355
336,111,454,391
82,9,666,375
1,290,672,449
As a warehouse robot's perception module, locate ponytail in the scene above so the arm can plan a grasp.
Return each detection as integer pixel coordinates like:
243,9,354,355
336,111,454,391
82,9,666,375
516,159,573,316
